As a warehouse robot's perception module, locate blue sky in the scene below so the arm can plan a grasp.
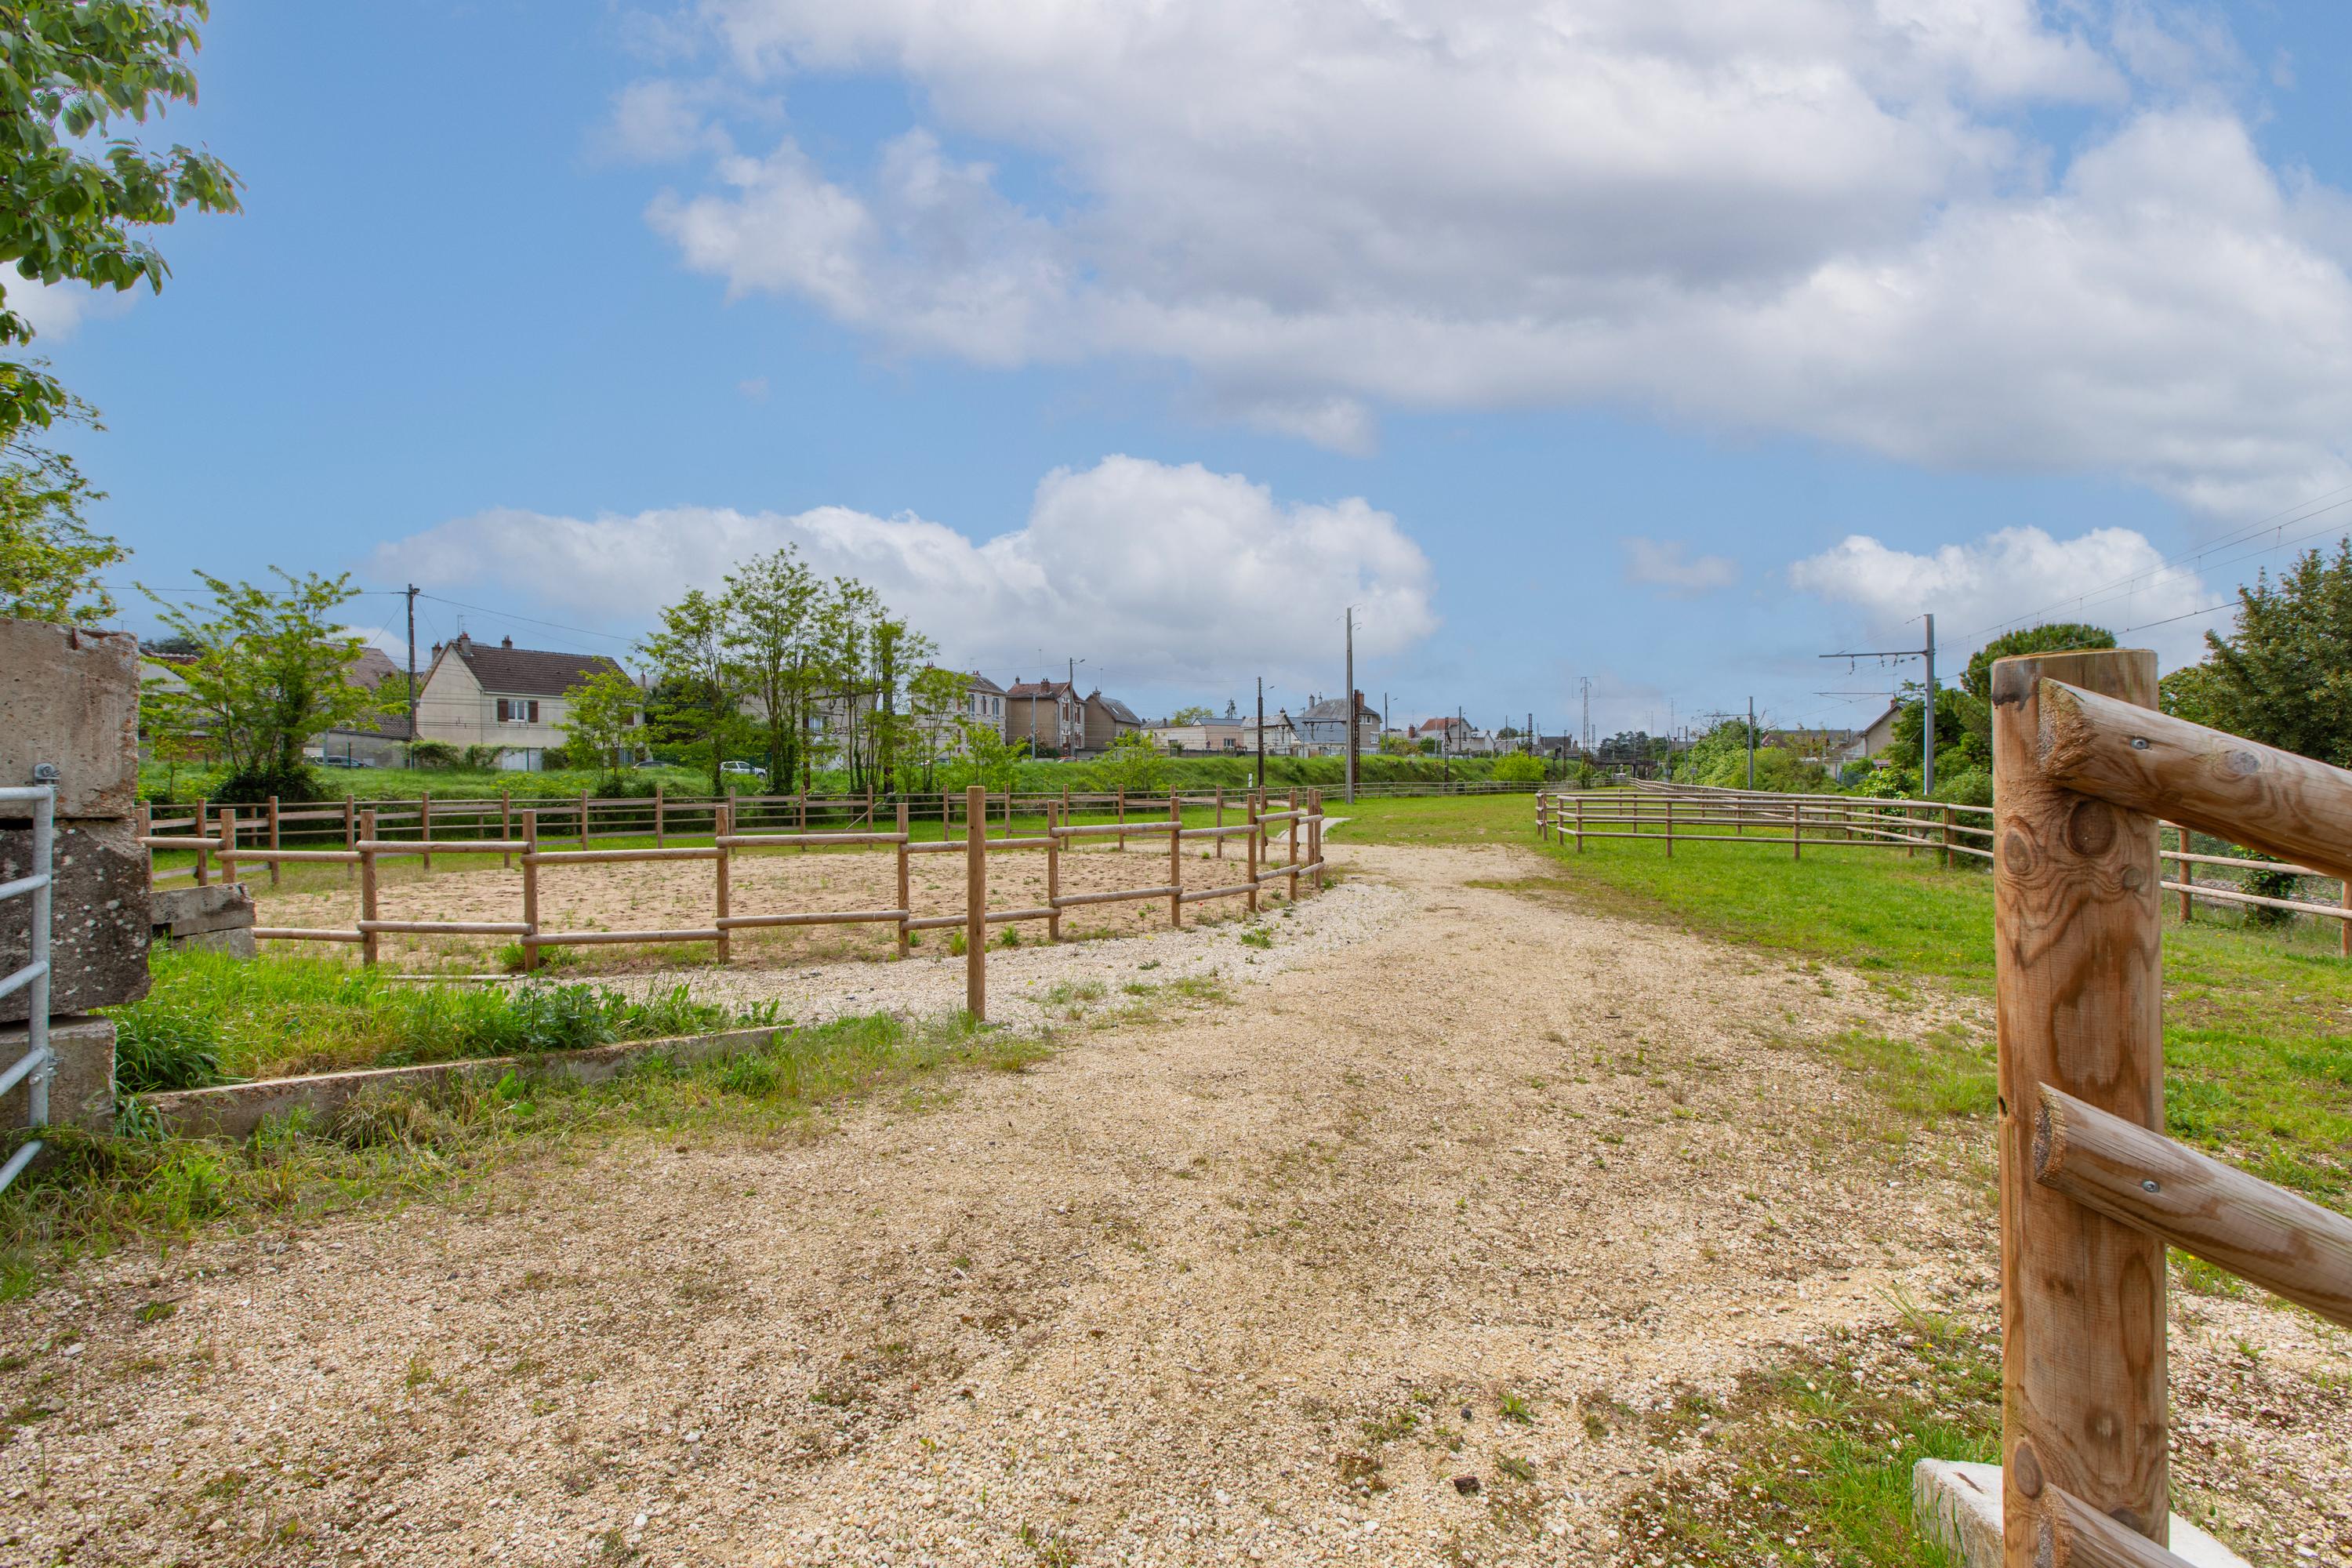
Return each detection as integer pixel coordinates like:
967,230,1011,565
26,1,2352,741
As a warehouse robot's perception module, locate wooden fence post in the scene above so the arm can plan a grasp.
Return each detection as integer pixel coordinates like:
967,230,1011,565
499,790,513,870
216,806,238,886
1116,787,1126,851
358,807,379,967
655,783,666,849
520,808,539,971
419,789,432,873
343,793,357,884
1168,795,1183,927
1664,795,1674,858
1573,797,1584,854
713,802,731,964
1310,789,1323,891
1286,789,1300,900
1791,800,1802,861
966,785,986,1021
2341,880,2349,960
266,795,281,887
1246,797,1260,914
192,795,210,886
2168,824,2193,922
579,788,590,851
896,801,911,957
1047,802,1062,942
1943,803,1955,869
1991,648,2167,1563
1215,786,1225,858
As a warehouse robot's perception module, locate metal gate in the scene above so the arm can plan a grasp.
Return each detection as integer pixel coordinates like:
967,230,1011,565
0,773,56,1194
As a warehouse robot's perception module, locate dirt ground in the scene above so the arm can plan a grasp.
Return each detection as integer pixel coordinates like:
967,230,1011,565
252,837,1289,971
5,840,2346,1566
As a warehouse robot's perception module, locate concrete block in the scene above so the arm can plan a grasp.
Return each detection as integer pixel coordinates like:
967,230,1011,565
0,620,140,818
0,1014,116,1134
151,884,250,927
172,926,255,959
0,817,151,1022
1913,1461,2248,1568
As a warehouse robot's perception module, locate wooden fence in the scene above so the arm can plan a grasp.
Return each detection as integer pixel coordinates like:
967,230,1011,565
1984,649,2352,1565
1534,779,2352,952
137,786,1327,1022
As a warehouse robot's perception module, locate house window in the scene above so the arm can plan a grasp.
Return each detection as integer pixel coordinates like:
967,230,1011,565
495,699,540,724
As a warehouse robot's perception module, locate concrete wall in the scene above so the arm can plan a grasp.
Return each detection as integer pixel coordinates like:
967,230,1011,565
0,622,140,818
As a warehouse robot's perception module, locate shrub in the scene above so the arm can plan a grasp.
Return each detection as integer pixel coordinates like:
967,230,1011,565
1929,767,1993,808
1491,752,1545,782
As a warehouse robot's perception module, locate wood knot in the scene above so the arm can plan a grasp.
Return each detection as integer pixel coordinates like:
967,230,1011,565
2063,798,2116,857
2013,1441,2045,1497
2002,830,2037,874
2122,863,2147,891
2225,749,2261,776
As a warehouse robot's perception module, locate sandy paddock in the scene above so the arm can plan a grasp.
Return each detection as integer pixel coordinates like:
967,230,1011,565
247,837,1304,972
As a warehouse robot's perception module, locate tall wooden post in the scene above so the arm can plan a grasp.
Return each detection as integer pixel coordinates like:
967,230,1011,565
579,788,590,850
499,790,513,870
1168,795,1183,927
266,796,282,887
1991,648,2168,1563
713,802,731,964
520,809,540,971
1046,803,1062,942
965,786,986,1021
895,800,911,957
359,808,379,967
655,783,666,849
419,789,432,873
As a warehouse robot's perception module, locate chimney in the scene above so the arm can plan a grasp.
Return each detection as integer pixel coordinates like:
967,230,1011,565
501,635,514,648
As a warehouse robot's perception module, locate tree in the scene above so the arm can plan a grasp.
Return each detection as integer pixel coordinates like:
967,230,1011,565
1,438,122,620
2,0,242,444
2183,539,2352,767
1890,684,1976,773
1094,728,1167,794
906,665,967,790
721,546,818,786
638,587,747,793
1168,704,1213,725
560,668,642,786
1960,622,2117,702
948,720,1024,797
1492,751,1544,782
139,569,387,800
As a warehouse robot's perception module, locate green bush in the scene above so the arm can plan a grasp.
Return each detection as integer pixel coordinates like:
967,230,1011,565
112,1000,227,1094
1491,752,1545,782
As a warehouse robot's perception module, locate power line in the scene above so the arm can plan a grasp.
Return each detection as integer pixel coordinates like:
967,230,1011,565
413,593,638,648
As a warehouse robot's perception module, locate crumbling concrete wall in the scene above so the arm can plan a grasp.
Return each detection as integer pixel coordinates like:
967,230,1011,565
0,617,148,1134
152,882,256,958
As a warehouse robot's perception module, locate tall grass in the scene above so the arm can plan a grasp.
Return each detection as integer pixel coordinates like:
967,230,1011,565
107,949,775,1087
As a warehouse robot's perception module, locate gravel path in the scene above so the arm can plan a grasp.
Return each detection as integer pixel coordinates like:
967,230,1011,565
4,839,2343,1566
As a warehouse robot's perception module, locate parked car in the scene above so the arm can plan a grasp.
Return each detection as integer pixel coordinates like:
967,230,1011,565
318,754,367,768
720,760,768,779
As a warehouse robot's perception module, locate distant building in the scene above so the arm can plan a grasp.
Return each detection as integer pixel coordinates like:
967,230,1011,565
916,670,1010,757
1005,677,1084,757
313,646,416,768
1294,693,1381,757
1843,702,1904,764
1147,716,1248,754
415,633,630,771
1080,690,1145,755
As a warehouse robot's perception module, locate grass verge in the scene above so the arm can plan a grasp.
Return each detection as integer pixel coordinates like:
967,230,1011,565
1,1010,1049,1300
106,948,782,1087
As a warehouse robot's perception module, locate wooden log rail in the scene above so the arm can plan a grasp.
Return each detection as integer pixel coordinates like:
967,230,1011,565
205,789,1330,1022
1983,651,2352,1566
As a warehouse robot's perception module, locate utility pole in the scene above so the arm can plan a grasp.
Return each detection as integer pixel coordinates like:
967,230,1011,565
1255,676,1265,791
1580,675,1593,755
1821,613,1938,793
1747,696,1756,790
1344,607,1357,804
405,583,419,769
1065,655,1085,758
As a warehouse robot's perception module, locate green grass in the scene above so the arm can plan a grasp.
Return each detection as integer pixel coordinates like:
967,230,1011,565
1621,1308,2000,1567
0,1010,1048,1299
105,949,779,1087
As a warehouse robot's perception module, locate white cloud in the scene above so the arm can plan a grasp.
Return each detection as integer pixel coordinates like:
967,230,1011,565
1623,538,1740,596
2,274,131,341
1788,525,2220,666
368,455,1437,686
626,1,2352,498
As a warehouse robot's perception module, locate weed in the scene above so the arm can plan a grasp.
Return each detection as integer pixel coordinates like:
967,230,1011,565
1497,1390,1534,1425
1238,927,1273,949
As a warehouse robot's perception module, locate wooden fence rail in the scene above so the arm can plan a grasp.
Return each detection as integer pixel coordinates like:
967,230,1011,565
155,788,1327,1022
1532,780,2352,948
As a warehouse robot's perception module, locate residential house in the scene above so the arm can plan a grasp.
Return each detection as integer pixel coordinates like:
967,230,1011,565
914,670,1010,757
1243,710,1301,757
1409,715,1494,756
1080,690,1145,755
1767,726,1858,764
414,633,632,771
1842,702,1904,764
1004,677,1084,757
1294,693,1382,757
313,647,415,768
1146,716,1248,755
